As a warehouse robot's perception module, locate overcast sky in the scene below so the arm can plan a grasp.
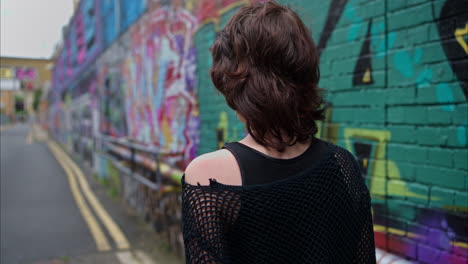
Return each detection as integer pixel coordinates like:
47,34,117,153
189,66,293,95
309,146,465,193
1,0,74,59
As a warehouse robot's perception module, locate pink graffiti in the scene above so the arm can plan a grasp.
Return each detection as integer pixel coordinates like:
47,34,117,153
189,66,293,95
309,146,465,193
15,68,37,80
76,13,86,64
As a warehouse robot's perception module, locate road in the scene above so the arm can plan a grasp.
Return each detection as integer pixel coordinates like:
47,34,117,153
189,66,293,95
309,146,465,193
0,124,183,264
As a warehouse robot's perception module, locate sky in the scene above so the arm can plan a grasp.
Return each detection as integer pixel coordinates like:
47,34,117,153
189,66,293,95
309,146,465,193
1,0,74,59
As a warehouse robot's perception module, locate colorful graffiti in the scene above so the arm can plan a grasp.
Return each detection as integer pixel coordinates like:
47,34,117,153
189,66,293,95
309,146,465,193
315,0,467,262
122,5,199,162
51,0,102,106
14,67,37,81
101,0,147,47
96,4,200,254
0,66,37,85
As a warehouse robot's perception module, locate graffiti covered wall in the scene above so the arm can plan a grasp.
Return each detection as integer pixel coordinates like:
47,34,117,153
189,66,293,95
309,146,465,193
319,1,467,262
50,0,467,262
122,3,199,160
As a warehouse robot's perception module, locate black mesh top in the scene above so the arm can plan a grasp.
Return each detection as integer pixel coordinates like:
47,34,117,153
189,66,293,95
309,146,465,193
181,141,376,263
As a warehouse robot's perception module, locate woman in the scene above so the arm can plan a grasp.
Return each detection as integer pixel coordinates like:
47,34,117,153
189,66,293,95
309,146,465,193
181,1,376,263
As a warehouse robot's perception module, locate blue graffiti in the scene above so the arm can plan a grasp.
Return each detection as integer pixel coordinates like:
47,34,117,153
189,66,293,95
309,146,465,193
393,48,422,78
435,83,455,111
416,68,433,89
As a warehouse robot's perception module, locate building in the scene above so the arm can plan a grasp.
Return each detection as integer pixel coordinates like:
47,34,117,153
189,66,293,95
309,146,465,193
0,57,53,122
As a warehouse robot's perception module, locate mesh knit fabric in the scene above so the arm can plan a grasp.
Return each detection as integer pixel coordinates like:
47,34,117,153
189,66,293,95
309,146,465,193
181,144,376,263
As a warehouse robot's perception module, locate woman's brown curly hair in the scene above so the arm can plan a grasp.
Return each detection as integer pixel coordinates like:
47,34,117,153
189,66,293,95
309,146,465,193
210,0,325,152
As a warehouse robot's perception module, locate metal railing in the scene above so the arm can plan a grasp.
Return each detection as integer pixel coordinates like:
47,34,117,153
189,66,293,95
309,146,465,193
97,134,184,190
96,134,185,255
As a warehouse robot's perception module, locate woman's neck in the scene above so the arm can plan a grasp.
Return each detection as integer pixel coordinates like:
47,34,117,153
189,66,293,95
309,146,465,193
238,134,313,159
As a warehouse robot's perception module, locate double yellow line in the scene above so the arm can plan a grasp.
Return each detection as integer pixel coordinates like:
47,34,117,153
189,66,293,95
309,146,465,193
48,140,130,252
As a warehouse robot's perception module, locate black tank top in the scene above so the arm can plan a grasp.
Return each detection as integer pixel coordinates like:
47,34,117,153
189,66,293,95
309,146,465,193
222,137,331,186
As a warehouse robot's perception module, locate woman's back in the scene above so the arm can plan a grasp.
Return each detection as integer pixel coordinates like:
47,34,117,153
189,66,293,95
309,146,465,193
182,141,376,263
181,1,376,262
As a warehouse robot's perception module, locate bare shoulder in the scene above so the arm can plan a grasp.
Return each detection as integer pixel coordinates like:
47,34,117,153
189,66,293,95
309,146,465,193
184,149,241,186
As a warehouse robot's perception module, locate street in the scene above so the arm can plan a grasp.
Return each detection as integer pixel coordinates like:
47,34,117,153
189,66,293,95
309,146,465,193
0,124,183,264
